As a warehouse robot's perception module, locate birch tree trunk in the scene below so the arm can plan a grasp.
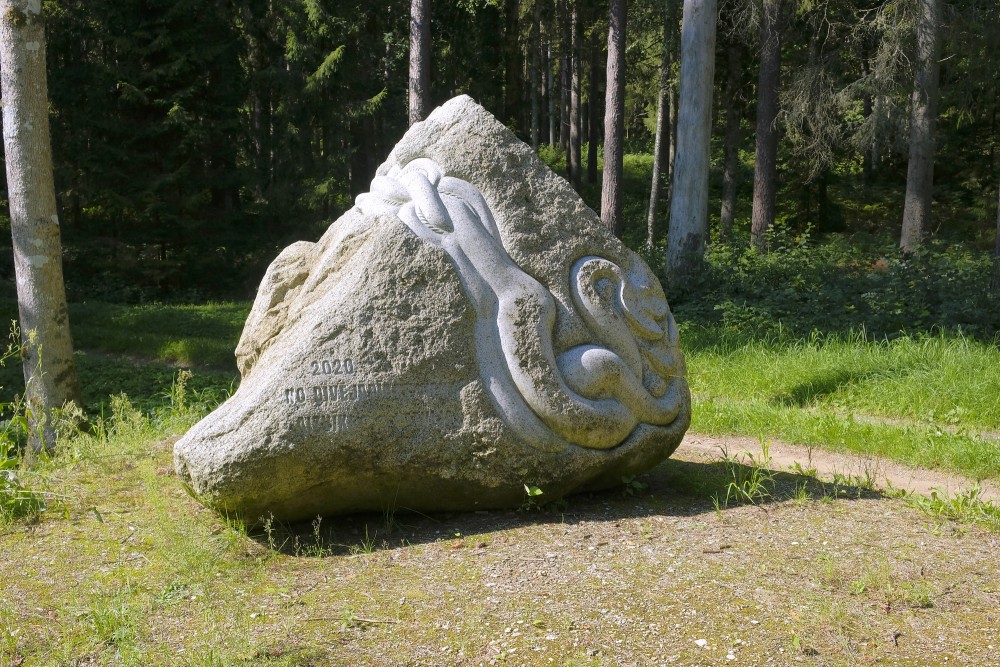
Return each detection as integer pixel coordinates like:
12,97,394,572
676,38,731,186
646,0,675,251
750,0,783,252
0,0,82,450
900,0,941,254
664,0,717,287
601,0,628,237
408,0,431,126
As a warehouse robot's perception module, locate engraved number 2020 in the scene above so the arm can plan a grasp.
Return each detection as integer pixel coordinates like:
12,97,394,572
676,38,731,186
311,359,355,376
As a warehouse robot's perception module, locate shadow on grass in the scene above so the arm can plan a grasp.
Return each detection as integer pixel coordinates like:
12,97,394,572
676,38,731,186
774,368,867,407
248,457,882,558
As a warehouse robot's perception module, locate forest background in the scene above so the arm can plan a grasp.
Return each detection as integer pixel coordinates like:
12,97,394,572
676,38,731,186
0,0,996,345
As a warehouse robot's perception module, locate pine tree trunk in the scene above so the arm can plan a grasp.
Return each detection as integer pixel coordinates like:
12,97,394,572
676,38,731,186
750,0,783,252
992,184,1000,296
568,4,582,189
587,35,601,185
408,0,431,126
548,42,557,146
559,1,570,151
503,0,522,128
861,51,874,188
664,0,718,288
601,0,628,237
720,40,743,240
541,36,550,143
900,0,941,254
668,84,678,183
0,0,82,450
646,0,674,251
530,2,541,149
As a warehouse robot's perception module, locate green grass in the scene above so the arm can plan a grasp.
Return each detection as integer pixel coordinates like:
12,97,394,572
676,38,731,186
0,299,245,413
68,300,250,369
0,298,249,370
684,325,1000,480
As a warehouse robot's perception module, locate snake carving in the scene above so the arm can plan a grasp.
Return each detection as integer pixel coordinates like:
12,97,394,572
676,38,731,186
357,158,685,452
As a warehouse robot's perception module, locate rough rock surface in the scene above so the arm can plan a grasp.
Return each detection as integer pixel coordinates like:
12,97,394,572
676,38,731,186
174,96,690,522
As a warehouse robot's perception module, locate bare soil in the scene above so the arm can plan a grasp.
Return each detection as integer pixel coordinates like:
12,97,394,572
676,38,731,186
678,433,1000,503
1,432,998,667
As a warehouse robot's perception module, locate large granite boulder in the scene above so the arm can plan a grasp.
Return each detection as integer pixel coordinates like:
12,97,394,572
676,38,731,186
174,96,690,522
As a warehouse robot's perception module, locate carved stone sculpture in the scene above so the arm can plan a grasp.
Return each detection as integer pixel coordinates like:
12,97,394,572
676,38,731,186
175,96,690,521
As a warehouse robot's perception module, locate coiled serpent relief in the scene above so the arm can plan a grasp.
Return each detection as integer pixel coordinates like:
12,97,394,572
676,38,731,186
357,158,685,452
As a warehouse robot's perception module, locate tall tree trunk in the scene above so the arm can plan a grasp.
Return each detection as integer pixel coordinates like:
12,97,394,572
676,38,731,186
560,56,570,150
861,50,874,188
664,0,717,288
668,83,678,183
646,0,675,251
541,35,550,143
530,1,541,149
587,34,601,185
750,0,783,252
409,0,431,126
559,1,571,151
900,0,941,254
0,0,82,449
993,184,1000,296
601,0,628,237
568,4,582,189
503,0,522,128
548,41,558,146
720,40,743,240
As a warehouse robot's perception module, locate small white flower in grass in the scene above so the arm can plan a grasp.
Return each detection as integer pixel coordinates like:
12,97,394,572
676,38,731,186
695,639,708,648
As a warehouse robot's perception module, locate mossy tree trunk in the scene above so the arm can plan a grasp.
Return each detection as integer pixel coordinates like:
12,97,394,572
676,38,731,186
0,0,82,450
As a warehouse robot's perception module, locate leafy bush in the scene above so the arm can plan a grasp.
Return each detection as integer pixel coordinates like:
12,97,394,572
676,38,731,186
670,228,1000,342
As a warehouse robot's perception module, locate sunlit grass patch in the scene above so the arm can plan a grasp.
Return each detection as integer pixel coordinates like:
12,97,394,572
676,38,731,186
683,324,1000,480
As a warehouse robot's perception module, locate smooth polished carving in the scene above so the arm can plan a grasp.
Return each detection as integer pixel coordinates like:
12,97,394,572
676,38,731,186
357,158,684,451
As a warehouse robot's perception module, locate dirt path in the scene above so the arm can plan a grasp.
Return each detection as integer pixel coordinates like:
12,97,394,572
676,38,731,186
678,431,1000,503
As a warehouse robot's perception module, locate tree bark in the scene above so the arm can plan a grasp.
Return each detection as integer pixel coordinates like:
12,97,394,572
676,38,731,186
900,0,941,254
646,0,675,251
720,40,743,240
992,184,1000,296
408,0,431,126
530,1,541,149
0,0,82,449
548,41,557,146
568,4,582,189
559,1,570,151
587,33,601,185
664,0,717,288
503,0,522,129
668,83,678,183
601,0,628,237
750,0,783,252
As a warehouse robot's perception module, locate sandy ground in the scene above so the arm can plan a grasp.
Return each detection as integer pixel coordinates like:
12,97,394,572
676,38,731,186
677,433,1000,503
